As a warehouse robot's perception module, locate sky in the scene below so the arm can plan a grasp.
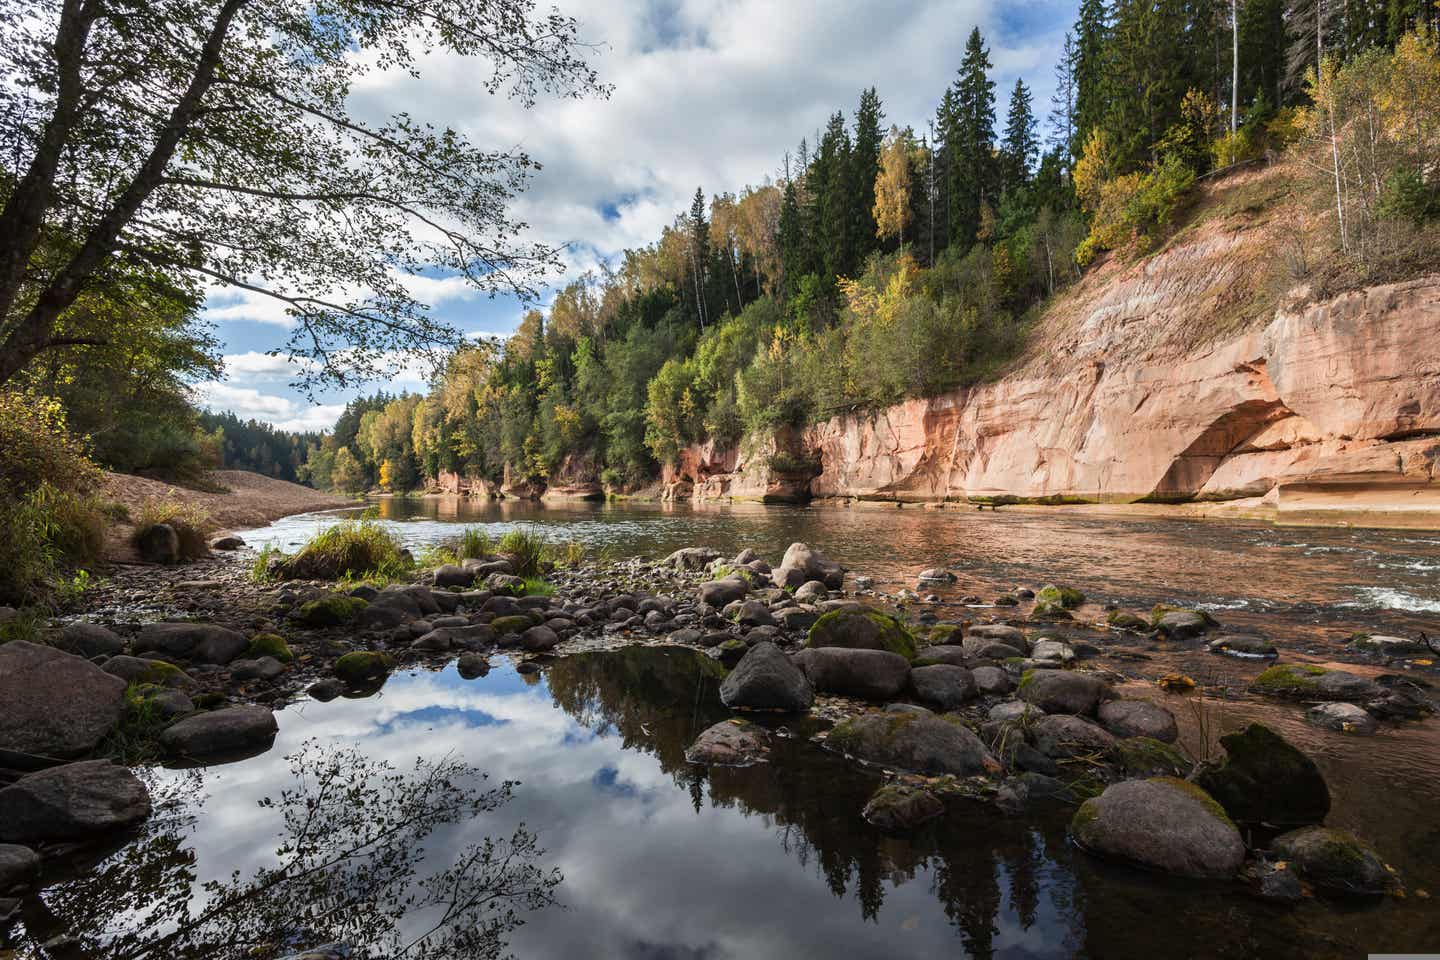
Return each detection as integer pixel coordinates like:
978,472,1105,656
197,0,1080,433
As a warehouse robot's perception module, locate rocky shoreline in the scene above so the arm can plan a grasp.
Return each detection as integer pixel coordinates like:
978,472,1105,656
1,534,1436,952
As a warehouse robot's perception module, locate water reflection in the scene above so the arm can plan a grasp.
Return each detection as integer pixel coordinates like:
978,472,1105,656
13,651,1437,959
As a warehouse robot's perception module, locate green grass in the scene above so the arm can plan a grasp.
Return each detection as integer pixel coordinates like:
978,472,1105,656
521,576,555,597
497,528,546,578
0,607,45,644
276,517,412,581
101,683,170,765
133,496,214,560
250,543,281,582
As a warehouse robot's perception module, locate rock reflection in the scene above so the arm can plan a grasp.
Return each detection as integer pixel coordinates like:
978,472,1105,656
9,743,559,960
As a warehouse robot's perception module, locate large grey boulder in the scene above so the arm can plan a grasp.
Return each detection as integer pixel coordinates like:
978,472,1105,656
58,623,125,658
972,665,1014,695
1097,700,1179,743
520,625,560,652
667,547,722,571
699,579,748,607
0,641,126,758
779,542,845,589
135,622,248,664
719,642,813,712
795,647,910,700
1271,826,1398,896
908,664,978,710
827,711,997,777
0,760,151,843
1018,669,1111,715
1071,778,1244,879
1032,714,1117,758
915,645,969,667
1195,723,1330,827
433,564,476,589
102,655,196,689
159,705,278,760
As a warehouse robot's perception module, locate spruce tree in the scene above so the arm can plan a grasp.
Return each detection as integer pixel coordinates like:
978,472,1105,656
688,187,710,330
932,88,960,250
1001,78,1039,195
814,111,857,278
950,27,998,246
851,88,886,264
777,179,808,292
1073,0,1111,155
1049,32,1079,156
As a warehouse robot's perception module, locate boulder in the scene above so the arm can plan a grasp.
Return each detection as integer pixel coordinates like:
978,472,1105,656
666,547,722,571
770,566,808,591
146,689,195,719
972,665,1013,695
776,607,819,632
0,844,40,892
230,656,286,682
1271,826,1398,896
1096,700,1179,743
1111,736,1190,777
826,711,997,777
1250,663,1380,701
159,705,278,760
908,664,977,710
1153,609,1213,640
520,625,560,652
1018,669,1111,715
308,678,345,701
209,534,245,550
1106,611,1151,631
795,647,911,700
963,638,1024,661
102,655,196,689
0,760,151,843
793,581,829,603
734,600,777,628
1071,778,1244,879
433,564,477,589
1206,634,1278,659
0,641,126,757
58,623,125,658
967,624,1028,647
456,653,490,679
1305,702,1378,734
136,522,180,564
914,644,969,667
135,622,249,664
1350,633,1430,657
334,651,394,688
780,542,845,589
806,610,916,659
684,719,772,766
1030,639,1074,664
862,783,945,831
1032,714,1117,758
719,642,813,713
917,568,957,584
988,700,1042,723
1195,723,1330,827
296,594,367,627
699,579,748,607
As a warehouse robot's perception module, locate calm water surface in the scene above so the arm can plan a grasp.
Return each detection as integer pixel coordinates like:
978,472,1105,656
14,500,1439,959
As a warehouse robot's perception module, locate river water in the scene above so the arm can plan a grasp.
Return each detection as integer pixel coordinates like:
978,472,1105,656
14,499,1440,959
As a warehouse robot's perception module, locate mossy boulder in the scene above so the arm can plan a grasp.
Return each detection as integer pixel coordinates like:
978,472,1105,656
1111,736,1189,777
826,711,996,777
1033,585,1084,618
861,782,945,832
1195,723,1330,827
925,623,964,646
489,615,534,637
806,609,917,660
1150,605,1218,640
1250,663,1380,701
334,651,394,687
245,632,294,663
1106,611,1151,632
297,594,367,627
102,654,197,690
1071,777,1243,879
1271,826,1399,896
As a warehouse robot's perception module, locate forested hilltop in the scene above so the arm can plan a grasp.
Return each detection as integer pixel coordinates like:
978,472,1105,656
302,3,1440,497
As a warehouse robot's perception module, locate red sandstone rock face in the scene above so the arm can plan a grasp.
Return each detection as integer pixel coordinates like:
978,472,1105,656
678,275,1440,521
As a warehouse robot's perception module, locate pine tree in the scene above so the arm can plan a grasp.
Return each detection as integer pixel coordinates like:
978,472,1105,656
1049,32,1079,155
1001,78,1039,194
1238,0,1287,108
851,88,886,263
687,187,710,330
1073,0,1111,154
813,111,857,278
932,88,960,250
950,27,998,245
777,179,807,292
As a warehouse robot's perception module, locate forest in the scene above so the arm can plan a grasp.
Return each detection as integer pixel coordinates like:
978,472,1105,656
299,0,1440,495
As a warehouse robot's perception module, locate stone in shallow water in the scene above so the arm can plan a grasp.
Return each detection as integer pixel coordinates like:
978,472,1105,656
160,705,278,760
795,647,910,700
0,844,40,892
685,719,771,766
826,711,996,777
231,656,286,681
1195,723,1329,827
1304,702,1377,734
1096,700,1178,743
0,641,126,758
1271,826,1398,896
862,783,945,830
1072,778,1243,880
0,760,151,843
1207,634,1278,659
719,642,813,712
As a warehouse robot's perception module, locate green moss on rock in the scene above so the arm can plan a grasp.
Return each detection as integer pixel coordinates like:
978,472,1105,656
1152,776,1236,830
334,650,394,686
297,593,367,626
1107,611,1151,631
1112,736,1189,777
489,615,533,636
1250,663,1326,697
806,609,917,660
246,632,294,662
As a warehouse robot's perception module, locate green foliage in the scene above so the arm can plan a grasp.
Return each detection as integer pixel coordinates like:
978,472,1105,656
298,593,368,626
101,683,171,765
497,528,547,579
278,517,412,582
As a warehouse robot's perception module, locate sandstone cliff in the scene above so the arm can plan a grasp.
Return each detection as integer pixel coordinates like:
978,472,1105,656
665,168,1440,525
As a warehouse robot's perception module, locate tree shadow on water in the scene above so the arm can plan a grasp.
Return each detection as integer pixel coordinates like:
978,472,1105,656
7,740,561,960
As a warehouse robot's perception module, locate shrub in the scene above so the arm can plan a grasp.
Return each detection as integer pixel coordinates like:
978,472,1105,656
133,496,214,560
496,528,546,578
424,526,493,567
276,517,411,581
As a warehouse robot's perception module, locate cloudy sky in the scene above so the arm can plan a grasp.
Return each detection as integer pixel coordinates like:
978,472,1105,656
199,0,1079,432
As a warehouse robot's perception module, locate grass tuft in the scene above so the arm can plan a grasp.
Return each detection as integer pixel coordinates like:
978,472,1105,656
134,496,214,560
276,517,411,581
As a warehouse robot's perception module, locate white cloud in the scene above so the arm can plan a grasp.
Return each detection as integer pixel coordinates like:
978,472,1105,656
195,382,346,432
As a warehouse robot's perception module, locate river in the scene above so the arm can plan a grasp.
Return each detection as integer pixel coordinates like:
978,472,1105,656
16,499,1439,959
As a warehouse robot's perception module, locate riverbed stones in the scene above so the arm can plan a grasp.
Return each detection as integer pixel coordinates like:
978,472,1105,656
826,711,997,777
209,534,245,550
1249,663,1380,701
230,656,286,682
1111,736,1189,777
1305,702,1378,734
699,579,748,607
1070,778,1243,880
862,783,945,831
915,645,969,668
779,542,845,589
1096,700,1179,743
908,664,977,710
456,653,490,679
57,622,125,658
720,642,813,712
667,547,721,571
1018,669,1110,715
0,844,40,892
135,622,249,664
0,641,126,758
806,609,916,659
333,651,394,688
1270,826,1398,896
1032,714,1117,758
964,638,1024,660
1350,633,1429,657
685,719,772,766
776,607,819,632
793,581,829,604
795,648,911,700
972,665,1014,695
1207,634,1278,659
520,625,561,652
159,705,278,760
1153,609,1213,640
102,655,197,689
967,624,1028,647
1031,639,1074,664
0,760,151,843
917,568,956,585
1195,723,1330,827
433,564,476,589
297,594,368,627
734,599,776,627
